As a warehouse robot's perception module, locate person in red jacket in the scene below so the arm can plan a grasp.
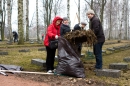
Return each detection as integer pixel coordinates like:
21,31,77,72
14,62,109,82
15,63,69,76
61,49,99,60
44,16,63,73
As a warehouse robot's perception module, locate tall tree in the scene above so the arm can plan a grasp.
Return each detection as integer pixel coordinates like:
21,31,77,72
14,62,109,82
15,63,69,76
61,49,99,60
18,0,24,44
26,0,29,41
78,0,80,23
7,0,13,42
53,0,62,16
118,0,125,42
124,0,129,40
108,0,112,40
1,0,6,41
67,0,70,25
36,0,40,41
42,0,53,34
100,0,106,24
0,0,2,40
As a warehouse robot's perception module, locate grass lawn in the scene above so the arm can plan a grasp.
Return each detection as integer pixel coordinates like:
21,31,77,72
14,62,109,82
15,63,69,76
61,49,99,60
0,40,130,85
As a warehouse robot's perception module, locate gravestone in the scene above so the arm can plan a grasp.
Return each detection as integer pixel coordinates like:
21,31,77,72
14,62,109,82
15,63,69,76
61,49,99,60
19,49,30,52
31,59,46,67
80,54,85,58
95,69,121,78
109,63,129,70
113,47,121,51
30,41,34,44
123,57,130,62
107,48,115,53
38,48,46,51
102,50,106,55
0,52,8,55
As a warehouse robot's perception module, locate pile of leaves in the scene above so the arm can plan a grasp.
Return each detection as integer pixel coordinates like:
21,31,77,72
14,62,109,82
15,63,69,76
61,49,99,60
64,29,97,46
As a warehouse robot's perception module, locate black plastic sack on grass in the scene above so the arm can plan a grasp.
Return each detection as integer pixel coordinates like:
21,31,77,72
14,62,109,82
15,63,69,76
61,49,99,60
55,37,85,78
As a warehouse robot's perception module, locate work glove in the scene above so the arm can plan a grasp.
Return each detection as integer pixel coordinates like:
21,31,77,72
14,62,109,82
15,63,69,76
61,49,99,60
55,35,58,39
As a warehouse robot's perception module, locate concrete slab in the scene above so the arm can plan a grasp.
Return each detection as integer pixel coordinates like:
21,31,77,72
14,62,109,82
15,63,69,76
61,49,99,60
80,54,85,58
109,63,129,70
0,52,8,55
107,48,115,53
95,69,121,78
123,57,130,62
19,49,30,52
38,48,46,51
31,59,46,67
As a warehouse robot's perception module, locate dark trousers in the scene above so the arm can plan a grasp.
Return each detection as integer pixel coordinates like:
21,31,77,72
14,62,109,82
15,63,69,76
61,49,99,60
93,42,104,69
14,37,18,43
77,43,82,55
46,46,56,71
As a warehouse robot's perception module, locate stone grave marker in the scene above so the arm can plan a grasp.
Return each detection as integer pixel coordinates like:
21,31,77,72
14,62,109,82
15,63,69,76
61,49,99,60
109,63,129,70
0,52,8,55
31,59,46,67
95,69,121,78
123,57,130,62
19,49,30,52
38,48,46,51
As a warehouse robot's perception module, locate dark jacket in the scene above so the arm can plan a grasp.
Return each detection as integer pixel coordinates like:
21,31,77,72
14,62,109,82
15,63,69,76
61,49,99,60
13,31,18,39
60,24,70,36
89,16,105,42
74,24,81,31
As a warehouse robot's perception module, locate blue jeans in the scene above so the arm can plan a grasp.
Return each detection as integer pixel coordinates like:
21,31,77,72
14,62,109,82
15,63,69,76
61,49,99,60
93,42,104,69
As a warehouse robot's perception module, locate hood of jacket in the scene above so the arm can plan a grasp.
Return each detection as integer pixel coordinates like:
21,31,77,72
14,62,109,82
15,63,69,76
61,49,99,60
53,16,63,29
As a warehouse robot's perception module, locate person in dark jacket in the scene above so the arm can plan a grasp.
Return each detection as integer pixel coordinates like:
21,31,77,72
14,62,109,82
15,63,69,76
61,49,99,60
87,9,105,70
44,16,63,73
12,31,18,43
60,17,70,36
73,22,87,55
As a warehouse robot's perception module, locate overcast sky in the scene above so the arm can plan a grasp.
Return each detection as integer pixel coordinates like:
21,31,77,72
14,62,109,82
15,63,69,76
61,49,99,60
10,0,88,31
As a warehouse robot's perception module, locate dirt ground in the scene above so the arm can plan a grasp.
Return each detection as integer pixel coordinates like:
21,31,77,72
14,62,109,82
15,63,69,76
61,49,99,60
0,72,118,86
0,73,48,86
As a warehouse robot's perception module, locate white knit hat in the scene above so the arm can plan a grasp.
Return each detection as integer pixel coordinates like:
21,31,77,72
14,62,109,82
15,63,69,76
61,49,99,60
87,9,95,14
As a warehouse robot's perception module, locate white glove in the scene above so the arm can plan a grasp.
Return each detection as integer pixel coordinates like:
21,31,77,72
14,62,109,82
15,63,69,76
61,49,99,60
55,35,58,39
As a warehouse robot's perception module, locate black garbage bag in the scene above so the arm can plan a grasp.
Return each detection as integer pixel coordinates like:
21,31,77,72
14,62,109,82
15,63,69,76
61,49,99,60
55,37,85,78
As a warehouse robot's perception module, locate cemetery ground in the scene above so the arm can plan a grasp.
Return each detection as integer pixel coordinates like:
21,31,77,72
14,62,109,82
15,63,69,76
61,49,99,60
0,40,130,86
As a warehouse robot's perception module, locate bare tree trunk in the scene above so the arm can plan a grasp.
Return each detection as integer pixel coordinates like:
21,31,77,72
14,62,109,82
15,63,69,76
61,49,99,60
1,0,6,41
100,0,106,24
43,0,53,35
7,0,13,42
78,0,80,23
0,0,2,40
108,0,112,40
119,1,125,42
91,0,93,9
124,0,128,40
67,0,70,25
26,0,29,41
18,0,24,44
36,0,40,41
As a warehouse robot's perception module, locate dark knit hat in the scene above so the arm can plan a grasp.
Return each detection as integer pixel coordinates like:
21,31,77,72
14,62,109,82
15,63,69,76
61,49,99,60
63,17,68,21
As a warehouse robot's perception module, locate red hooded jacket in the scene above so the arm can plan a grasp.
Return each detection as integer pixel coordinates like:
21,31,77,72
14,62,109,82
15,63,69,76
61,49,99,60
44,16,63,46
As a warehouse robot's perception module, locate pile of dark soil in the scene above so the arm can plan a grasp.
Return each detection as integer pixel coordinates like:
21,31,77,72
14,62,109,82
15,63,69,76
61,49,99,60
64,29,97,46
16,73,119,86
